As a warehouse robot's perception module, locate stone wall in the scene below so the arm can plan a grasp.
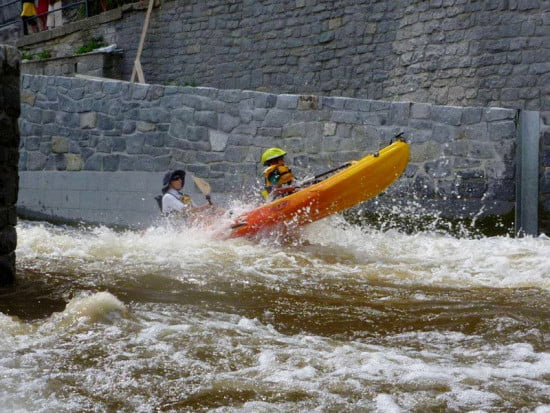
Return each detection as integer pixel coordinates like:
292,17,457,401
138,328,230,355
11,0,550,232
136,0,550,111
18,74,526,230
0,45,20,285
13,0,549,112
0,0,20,45
8,0,549,233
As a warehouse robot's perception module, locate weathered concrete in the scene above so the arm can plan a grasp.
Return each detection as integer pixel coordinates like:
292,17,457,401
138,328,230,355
18,74,537,231
0,44,20,285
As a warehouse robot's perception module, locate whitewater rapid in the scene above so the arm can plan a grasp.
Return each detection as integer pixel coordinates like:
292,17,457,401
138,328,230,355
1,218,549,412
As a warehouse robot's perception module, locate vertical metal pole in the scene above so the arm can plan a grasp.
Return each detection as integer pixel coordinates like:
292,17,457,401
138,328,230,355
515,110,540,236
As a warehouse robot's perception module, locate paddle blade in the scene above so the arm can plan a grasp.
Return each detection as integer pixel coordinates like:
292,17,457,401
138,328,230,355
192,176,211,196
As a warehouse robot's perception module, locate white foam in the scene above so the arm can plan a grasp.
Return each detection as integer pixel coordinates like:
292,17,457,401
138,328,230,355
40,291,127,331
302,218,550,290
16,219,550,290
7,219,550,410
1,295,548,412
375,393,402,413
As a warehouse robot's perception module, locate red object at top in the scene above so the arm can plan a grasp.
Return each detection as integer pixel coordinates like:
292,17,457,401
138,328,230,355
36,0,48,15
36,0,48,27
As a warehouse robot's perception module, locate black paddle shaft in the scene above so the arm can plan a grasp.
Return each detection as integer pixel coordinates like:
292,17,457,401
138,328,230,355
298,162,351,187
298,133,405,188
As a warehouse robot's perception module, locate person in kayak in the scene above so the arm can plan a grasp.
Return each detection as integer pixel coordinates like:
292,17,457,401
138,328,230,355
260,147,296,200
161,170,213,216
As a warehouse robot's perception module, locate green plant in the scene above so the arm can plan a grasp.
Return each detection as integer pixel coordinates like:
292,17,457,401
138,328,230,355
77,3,86,18
75,37,106,54
37,50,51,59
21,50,35,60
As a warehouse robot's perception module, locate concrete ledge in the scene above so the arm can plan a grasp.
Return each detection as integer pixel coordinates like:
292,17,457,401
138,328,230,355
22,50,123,78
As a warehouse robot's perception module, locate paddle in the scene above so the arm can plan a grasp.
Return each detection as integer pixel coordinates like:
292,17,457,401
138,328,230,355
296,162,352,188
296,133,405,188
192,176,213,205
192,176,246,229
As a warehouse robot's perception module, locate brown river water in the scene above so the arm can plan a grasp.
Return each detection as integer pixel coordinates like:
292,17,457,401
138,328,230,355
1,217,549,412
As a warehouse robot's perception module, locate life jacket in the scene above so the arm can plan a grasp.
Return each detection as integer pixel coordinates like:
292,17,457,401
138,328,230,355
155,192,192,213
261,164,294,199
179,194,192,205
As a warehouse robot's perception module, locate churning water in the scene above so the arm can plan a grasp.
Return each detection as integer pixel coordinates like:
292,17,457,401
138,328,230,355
1,216,549,412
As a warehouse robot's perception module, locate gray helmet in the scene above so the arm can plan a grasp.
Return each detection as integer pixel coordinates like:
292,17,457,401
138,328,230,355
162,169,186,191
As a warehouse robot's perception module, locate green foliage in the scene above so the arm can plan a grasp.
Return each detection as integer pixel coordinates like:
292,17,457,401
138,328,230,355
77,3,86,18
37,50,51,60
75,37,106,54
21,50,51,60
21,50,36,61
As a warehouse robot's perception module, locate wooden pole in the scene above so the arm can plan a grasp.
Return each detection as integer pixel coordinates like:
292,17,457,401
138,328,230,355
130,0,155,84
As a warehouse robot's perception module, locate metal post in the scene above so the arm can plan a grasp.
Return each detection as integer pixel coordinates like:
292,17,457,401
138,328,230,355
515,110,541,236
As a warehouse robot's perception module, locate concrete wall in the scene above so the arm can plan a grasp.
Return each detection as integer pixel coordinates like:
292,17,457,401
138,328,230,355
19,74,528,230
0,45,20,285
17,170,205,227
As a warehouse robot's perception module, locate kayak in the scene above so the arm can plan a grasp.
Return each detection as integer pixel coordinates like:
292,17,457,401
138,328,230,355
226,139,410,239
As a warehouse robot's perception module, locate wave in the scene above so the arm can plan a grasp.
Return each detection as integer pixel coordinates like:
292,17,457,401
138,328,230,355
15,218,550,291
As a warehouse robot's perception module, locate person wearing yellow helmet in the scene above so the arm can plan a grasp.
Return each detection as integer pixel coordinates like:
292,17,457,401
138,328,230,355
260,147,296,200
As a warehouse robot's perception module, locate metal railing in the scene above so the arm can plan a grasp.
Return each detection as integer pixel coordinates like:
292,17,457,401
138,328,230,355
1,0,137,34
0,0,89,30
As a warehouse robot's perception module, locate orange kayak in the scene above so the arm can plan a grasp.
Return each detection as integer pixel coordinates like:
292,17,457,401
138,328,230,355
227,140,410,239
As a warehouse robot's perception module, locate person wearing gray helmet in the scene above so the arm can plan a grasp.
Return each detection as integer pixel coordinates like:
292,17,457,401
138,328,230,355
160,170,212,216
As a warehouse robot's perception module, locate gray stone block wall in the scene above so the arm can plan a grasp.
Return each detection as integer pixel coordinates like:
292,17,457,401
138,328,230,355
0,1,20,44
13,0,549,113
131,0,550,111
0,45,20,285
19,74,527,229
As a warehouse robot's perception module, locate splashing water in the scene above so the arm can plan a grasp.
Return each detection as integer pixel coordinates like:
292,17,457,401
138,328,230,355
0,218,549,412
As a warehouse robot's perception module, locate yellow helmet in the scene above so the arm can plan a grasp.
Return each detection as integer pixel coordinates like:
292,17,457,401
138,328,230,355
261,147,286,164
